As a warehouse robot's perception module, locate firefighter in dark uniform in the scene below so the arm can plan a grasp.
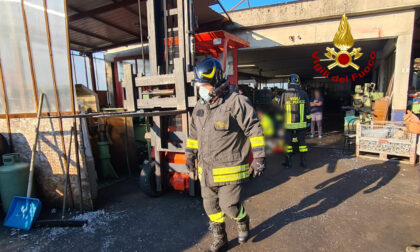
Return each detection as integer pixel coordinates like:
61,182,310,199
280,74,311,169
185,58,265,252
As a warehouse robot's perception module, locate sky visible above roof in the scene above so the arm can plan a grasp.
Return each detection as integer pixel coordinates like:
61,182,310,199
210,0,298,12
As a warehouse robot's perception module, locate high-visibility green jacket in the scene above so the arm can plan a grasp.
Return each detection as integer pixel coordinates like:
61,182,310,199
261,113,275,137
280,88,311,130
186,91,265,187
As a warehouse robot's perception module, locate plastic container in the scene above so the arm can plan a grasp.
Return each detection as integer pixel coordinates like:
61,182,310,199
0,153,29,213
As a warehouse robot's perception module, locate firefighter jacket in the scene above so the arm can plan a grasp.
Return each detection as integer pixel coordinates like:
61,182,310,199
280,88,312,130
186,91,265,187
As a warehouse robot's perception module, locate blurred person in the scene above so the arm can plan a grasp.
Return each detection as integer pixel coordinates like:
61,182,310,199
186,58,265,252
310,89,324,139
403,110,420,252
279,74,311,169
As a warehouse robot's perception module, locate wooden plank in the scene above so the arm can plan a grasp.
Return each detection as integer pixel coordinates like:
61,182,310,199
188,96,197,107
167,163,188,173
177,0,185,59
122,64,136,111
174,58,186,110
358,151,417,165
137,98,178,109
152,116,163,192
135,74,175,86
147,0,158,75
186,71,194,82
183,0,191,69
168,8,178,16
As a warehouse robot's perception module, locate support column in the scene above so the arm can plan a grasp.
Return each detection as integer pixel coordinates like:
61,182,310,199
391,33,414,121
105,62,115,107
88,53,97,92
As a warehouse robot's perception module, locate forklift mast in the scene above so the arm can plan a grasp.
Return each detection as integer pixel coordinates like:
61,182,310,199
122,0,249,196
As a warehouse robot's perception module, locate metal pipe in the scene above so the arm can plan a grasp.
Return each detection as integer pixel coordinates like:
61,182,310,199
43,0,69,191
124,117,132,176
74,120,83,212
137,0,146,76
71,54,78,84
21,0,39,109
84,56,90,89
230,0,245,11
62,125,73,219
64,0,79,210
0,60,13,151
216,0,232,23
41,109,188,119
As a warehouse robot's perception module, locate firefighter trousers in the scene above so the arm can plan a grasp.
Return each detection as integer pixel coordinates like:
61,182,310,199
285,129,308,154
201,184,247,223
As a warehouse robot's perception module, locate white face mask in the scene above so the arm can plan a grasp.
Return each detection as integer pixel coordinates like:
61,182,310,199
199,87,213,102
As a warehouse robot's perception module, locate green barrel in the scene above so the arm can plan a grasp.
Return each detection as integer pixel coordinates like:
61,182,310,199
0,153,29,213
97,141,118,179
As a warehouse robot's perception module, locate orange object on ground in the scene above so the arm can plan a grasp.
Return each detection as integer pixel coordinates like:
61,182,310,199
169,172,190,192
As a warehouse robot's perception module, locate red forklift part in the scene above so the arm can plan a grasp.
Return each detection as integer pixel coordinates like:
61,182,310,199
169,172,190,192
166,30,250,85
165,152,187,164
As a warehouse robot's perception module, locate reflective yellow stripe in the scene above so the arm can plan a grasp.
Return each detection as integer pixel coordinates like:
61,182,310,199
306,114,312,120
234,205,247,221
300,103,304,122
213,164,249,175
299,145,308,152
198,166,203,181
209,211,225,223
250,136,265,148
213,171,250,183
286,104,291,124
286,145,293,153
201,66,216,79
186,138,198,149
284,122,307,129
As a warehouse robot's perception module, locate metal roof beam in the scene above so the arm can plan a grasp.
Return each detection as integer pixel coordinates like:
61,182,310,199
92,38,141,52
69,26,117,44
69,0,144,21
68,5,141,38
69,40,94,49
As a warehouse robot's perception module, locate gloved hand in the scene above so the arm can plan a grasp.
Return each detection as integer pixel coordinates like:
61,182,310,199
248,157,265,177
186,157,196,172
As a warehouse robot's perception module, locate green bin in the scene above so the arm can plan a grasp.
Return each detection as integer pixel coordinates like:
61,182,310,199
0,153,29,213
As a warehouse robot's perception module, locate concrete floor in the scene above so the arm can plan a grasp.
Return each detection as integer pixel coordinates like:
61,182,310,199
1,135,420,251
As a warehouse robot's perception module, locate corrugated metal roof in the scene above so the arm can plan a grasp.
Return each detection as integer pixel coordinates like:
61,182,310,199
68,0,226,52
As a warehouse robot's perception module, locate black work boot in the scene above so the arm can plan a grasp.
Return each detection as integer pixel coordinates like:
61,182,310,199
236,215,249,244
208,221,228,252
283,155,292,169
300,152,307,168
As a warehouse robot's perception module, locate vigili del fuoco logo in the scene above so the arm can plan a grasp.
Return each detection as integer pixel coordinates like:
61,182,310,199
312,13,376,83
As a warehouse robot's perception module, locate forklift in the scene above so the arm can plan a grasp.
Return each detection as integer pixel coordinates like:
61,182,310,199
122,0,249,196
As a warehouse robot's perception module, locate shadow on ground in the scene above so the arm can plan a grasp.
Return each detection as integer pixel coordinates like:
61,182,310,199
249,161,399,244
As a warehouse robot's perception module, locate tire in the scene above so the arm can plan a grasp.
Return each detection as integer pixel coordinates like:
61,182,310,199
139,162,163,197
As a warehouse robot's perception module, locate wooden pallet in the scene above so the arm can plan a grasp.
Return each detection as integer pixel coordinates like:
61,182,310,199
356,149,417,165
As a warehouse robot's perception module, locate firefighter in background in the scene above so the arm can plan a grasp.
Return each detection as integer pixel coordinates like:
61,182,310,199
279,74,311,168
185,58,265,252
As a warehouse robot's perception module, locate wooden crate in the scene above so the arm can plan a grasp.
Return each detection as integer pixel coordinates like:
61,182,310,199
356,121,418,165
